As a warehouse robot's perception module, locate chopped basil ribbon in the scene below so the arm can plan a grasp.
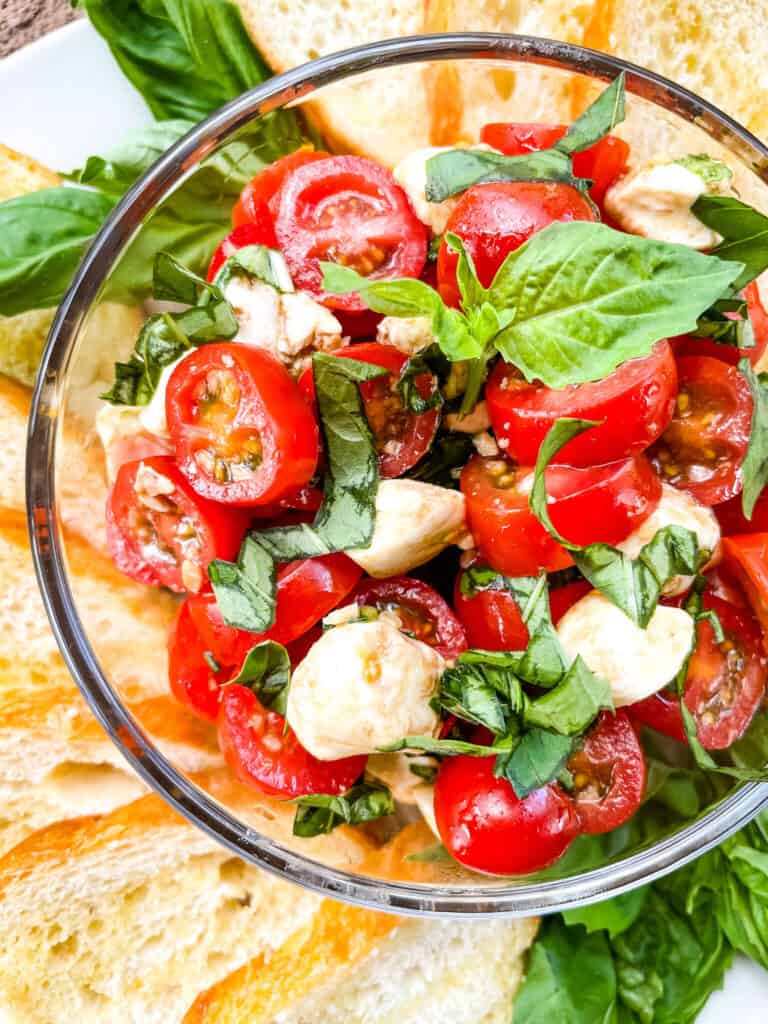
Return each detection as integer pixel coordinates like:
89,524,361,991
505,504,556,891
293,783,394,837
674,154,733,187
424,73,627,202
529,418,707,627
693,195,768,290
497,729,576,799
208,536,277,633
738,359,768,519
229,640,291,716
101,251,237,406
213,244,294,293
694,297,755,350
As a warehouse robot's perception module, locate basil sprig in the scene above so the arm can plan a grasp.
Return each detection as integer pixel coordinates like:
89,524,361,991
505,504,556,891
229,640,291,716
208,537,277,633
424,73,626,201
293,783,394,837
693,195,768,290
530,418,707,626
738,359,768,519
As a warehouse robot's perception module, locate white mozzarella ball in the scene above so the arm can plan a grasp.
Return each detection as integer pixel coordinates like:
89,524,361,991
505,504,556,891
376,315,434,355
287,620,444,760
556,591,695,707
347,479,468,578
138,350,193,438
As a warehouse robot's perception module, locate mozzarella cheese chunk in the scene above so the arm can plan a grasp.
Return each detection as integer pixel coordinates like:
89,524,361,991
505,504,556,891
604,158,732,250
444,400,492,434
347,479,468,578
412,783,440,840
617,482,721,595
393,144,499,234
376,315,434,355
138,351,193,438
366,752,437,804
556,591,695,707
223,276,345,373
286,620,444,760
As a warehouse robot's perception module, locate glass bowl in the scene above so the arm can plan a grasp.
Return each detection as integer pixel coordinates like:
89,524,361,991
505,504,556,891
27,33,768,917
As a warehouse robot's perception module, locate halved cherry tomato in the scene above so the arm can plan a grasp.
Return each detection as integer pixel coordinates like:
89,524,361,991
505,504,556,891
567,710,645,834
487,341,677,468
716,491,768,536
166,343,319,506
299,342,439,477
479,122,630,203
433,755,579,875
630,593,766,748
649,356,752,506
453,569,529,651
350,576,467,660
549,579,592,624
232,149,330,226
273,155,427,311
106,456,247,593
217,684,367,797
722,534,768,648
188,553,362,666
437,181,597,308
460,453,660,577
168,600,231,720
669,282,768,368
207,218,278,282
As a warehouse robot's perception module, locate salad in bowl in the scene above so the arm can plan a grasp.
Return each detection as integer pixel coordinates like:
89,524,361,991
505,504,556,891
80,67,768,881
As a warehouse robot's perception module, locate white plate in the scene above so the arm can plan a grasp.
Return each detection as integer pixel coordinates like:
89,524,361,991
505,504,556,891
1,19,767,1020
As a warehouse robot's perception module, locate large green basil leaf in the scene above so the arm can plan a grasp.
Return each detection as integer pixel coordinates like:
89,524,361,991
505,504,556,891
498,728,575,799
562,887,649,939
693,194,768,290
524,656,613,735
208,536,276,632
293,783,394,837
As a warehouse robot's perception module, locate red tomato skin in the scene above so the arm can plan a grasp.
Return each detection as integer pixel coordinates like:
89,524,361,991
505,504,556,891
217,685,367,798
669,282,768,367
187,590,254,669
716,491,768,536
168,601,229,721
453,572,529,651
434,755,579,876
437,181,597,307
649,355,753,506
350,576,468,660
207,218,277,282
487,341,677,468
106,456,247,593
549,580,592,624
274,155,427,311
629,689,687,744
479,123,629,203
568,711,646,834
166,343,319,507
722,535,768,651
299,341,439,478
232,149,330,226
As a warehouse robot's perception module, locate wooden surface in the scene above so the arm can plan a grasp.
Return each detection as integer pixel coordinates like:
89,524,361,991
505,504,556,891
0,0,82,58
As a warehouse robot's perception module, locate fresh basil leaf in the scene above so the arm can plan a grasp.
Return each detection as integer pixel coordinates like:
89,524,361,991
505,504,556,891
378,736,498,757
530,417,603,548
404,842,452,863
293,783,394,837
427,234,443,261
524,656,613,735
445,231,488,309
408,761,438,784
396,348,444,415
556,72,626,156
437,656,525,736
693,195,768,290
488,221,743,389
694,297,755,349
424,147,586,204
407,432,473,488
0,188,115,317
230,640,291,716
562,887,649,939
255,354,386,560
499,728,575,799
213,244,294,293
152,250,223,305
209,536,276,632
102,311,190,406
738,359,768,519
674,154,733,187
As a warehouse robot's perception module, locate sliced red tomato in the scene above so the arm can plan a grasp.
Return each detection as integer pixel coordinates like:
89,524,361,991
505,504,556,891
273,155,427,311
105,456,247,594
479,122,629,203
722,534,768,649
669,282,768,368
453,570,529,651
567,711,645,834
217,684,367,797
437,181,597,308
716,491,768,536
299,341,439,478
350,576,467,660
232,148,330,226
168,600,231,720
549,579,592,624
649,356,752,506
460,453,660,577
166,342,319,506
487,341,677,468
207,218,278,282
630,593,766,748
433,755,579,875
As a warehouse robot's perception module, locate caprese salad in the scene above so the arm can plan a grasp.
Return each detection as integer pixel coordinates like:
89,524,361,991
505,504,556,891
97,73,768,877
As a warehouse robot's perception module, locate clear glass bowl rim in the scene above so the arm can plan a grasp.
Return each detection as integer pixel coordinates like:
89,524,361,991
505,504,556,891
27,32,768,918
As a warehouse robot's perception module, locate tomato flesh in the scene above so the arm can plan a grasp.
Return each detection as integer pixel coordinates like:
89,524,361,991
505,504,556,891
453,570,529,651
487,341,677,468
217,684,367,797
232,149,330,226
549,579,592,624
716,491,768,536
351,576,467,660
649,356,752,506
166,342,319,506
722,535,768,652
437,181,597,308
274,155,427,311
168,600,231,721
567,710,645,834
106,456,247,593
433,755,579,876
